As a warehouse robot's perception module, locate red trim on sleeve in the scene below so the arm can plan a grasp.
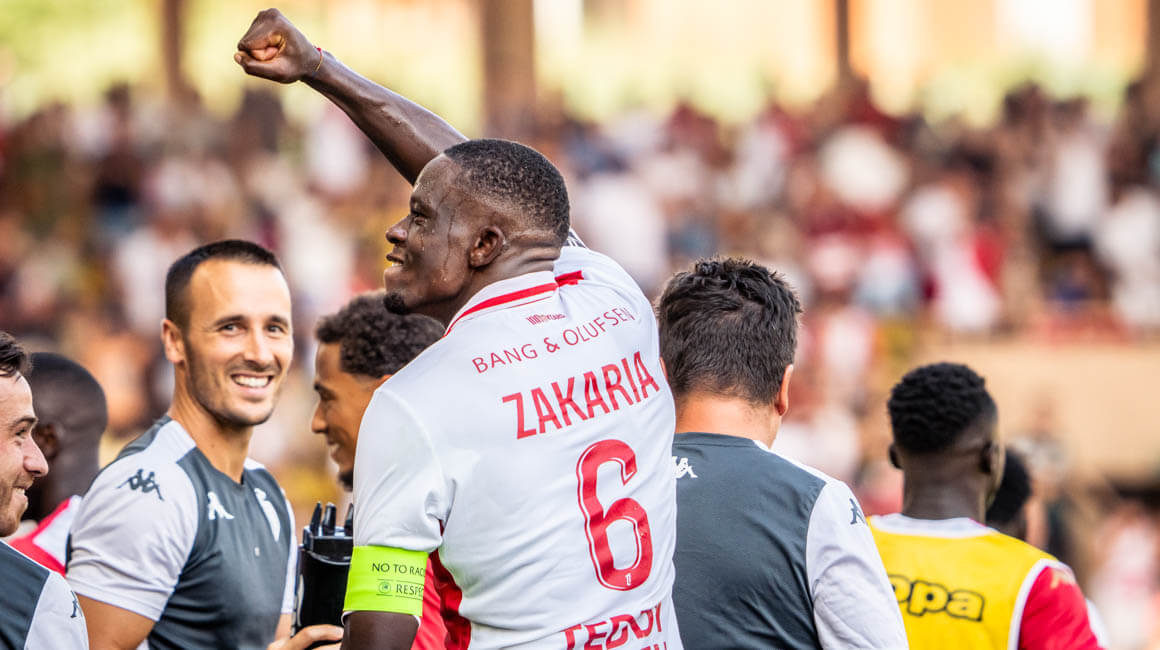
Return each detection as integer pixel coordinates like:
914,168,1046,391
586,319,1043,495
555,270,584,286
8,535,65,575
430,550,470,649
1018,564,1103,650
411,558,449,650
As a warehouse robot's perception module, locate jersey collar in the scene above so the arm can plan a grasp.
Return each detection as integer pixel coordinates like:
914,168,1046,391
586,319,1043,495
871,513,992,538
445,270,559,335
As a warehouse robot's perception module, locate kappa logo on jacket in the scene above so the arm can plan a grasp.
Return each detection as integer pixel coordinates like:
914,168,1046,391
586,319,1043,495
207,491,235,521
673,456,698,479
118,469,164,501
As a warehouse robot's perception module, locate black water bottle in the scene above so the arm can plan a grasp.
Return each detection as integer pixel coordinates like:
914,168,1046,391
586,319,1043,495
293,502,353,646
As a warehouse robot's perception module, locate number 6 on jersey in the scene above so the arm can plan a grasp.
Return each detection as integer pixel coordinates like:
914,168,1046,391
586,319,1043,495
576,439,654,590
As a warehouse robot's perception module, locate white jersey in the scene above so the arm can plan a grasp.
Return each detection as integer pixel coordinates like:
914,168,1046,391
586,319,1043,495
0,540,88,649
353,245,681,649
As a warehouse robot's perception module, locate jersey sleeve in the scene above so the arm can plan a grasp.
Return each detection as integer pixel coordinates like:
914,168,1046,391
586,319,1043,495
1016,561,1103,650
351,388,447,554
281,492,297,615
24,572,89,650
805,480,909,649
554,244,650,309
66,459,198,621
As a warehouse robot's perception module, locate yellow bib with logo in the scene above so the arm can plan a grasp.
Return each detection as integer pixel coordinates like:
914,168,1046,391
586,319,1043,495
870,517,1056,649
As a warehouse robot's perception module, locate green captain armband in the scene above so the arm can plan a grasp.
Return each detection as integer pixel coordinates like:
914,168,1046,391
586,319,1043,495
344,546,428,616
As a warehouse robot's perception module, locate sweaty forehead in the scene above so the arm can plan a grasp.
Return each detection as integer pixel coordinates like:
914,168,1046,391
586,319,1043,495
187,260,291,323
412,155,469,213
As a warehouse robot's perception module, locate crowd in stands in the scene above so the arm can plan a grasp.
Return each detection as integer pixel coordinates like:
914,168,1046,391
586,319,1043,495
2,75,1160,646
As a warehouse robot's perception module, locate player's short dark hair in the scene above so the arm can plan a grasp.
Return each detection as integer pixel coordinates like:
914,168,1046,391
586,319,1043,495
986,448,1031,528
443,138,570,245
888,362,997,454
165,240,283,329
315,292,443,378
0,331,30,378
27,353,108,436
656,257,802,404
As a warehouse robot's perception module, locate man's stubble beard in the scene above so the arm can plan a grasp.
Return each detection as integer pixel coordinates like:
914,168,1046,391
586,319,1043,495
183,335,277,430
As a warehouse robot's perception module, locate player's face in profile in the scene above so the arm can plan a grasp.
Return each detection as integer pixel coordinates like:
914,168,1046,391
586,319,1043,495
311,342,381,490
0,374,46,535
383,155,476,321
179,260,293,429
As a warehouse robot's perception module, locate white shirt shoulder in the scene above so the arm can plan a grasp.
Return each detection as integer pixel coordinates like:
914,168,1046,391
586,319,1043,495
26,570,89,649
67,421,200,622
352,387,447,553
788,458,908,649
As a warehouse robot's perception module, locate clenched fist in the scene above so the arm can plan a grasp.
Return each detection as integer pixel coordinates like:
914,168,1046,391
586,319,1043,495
235,8,319,84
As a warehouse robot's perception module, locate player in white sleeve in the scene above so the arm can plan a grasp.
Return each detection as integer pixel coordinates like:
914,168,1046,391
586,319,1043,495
236,10,682,649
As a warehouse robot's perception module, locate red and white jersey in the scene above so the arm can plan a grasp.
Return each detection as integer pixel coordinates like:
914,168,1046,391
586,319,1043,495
10,496,81,575
353,245,681,649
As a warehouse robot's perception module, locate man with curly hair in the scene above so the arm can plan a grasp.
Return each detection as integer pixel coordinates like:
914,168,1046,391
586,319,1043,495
870,362,1103,649
312,293,443,493
306,292,445,649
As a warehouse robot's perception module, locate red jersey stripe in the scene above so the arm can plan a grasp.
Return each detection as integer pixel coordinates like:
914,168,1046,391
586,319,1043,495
430,550,470,649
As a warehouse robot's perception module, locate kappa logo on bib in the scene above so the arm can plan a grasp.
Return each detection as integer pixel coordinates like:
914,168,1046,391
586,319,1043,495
889,574,985,621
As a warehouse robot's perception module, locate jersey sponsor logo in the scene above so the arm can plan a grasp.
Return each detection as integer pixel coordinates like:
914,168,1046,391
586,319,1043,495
527,313,566,325
502,351,661,439
672,456,697,479
889,574,985,622
849,498,866,525
563,600,667,649
206,491,235,521
118,469,164,501
253,487,281,541
472,305,638,374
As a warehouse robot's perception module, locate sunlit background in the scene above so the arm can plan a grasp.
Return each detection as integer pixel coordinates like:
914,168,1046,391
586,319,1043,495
3,1,1160,646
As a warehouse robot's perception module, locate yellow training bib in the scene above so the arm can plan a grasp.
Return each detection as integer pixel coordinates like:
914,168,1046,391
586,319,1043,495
870,516,1056,649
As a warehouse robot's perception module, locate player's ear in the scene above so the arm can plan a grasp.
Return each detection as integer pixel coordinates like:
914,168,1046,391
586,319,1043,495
161,319,186,365
468,225,506,269
980,440,1003,477
888,443,902,470
31,422,60,462
774,364,793,416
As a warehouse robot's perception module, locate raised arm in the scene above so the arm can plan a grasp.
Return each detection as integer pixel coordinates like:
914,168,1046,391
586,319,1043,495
234,9,467,184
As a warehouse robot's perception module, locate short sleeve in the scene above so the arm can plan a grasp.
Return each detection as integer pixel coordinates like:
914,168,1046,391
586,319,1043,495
281,492,297,614
554,246,650,309
25,572,89,649
1017,561,1103,650
806,481,909,649
66,459,198,621
352,389,447,553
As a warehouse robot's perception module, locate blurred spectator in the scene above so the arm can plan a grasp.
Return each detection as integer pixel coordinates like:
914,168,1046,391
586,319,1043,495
5,67,1160,647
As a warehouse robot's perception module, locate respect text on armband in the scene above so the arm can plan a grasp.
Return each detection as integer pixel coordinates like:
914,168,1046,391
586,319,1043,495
345,547,427,615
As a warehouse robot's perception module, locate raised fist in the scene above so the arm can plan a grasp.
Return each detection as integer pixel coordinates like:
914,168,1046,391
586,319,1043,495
234,8,319,84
